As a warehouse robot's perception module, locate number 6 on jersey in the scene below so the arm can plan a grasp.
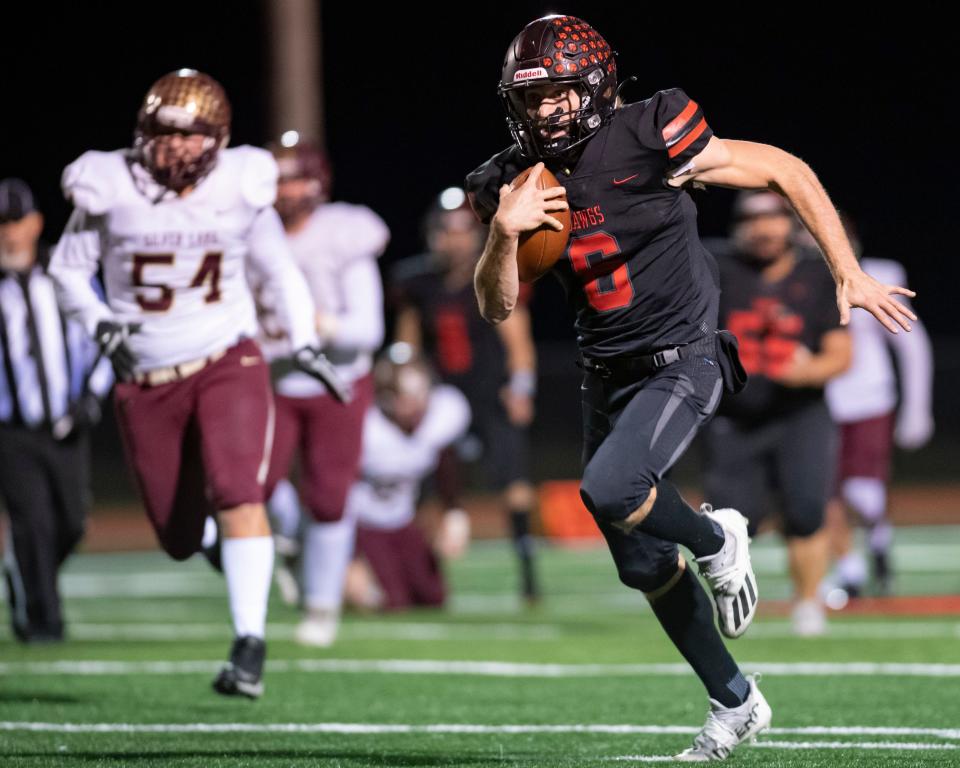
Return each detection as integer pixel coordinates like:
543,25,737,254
567,231,634,312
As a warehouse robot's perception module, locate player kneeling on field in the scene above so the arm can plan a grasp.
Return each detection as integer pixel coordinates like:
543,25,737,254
342,344,472,612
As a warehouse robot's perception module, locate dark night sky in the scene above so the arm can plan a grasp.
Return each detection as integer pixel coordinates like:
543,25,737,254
2,3,953,337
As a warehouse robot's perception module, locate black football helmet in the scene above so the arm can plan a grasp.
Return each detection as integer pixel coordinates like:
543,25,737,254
499,15,617,160
134,69,231,192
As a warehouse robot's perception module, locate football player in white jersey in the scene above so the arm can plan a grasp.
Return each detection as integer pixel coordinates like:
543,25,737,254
824,216,934,597
343,343,471,612
48,69,342,699
254,135,389,646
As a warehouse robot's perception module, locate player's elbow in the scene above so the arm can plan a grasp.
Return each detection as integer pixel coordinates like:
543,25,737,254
478,296,515,325
769,149,818,198
474,273,516,325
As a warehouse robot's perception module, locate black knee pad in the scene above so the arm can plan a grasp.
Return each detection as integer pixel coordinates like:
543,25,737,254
580,465,651,525
615,559,679,592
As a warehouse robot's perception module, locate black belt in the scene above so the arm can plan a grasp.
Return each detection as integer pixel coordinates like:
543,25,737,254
579,336,714,378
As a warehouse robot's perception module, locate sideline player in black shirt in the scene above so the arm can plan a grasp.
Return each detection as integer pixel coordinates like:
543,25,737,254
392,190,540,602
467,14,916,762
703,190,852,638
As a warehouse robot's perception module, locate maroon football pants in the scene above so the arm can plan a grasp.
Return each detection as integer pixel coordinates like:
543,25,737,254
356,522,446,611
113,339,272,559
266,374,373,523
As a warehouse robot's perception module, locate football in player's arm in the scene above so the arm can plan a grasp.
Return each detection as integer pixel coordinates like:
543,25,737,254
466,14,918,762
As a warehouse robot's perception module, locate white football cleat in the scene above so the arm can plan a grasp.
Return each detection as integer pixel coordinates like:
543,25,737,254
791,598,827,637
294,610,340,648
695,505,759,638
675,675,772,761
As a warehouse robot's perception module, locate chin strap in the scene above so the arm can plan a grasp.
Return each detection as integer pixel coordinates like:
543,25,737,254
615,75,638,102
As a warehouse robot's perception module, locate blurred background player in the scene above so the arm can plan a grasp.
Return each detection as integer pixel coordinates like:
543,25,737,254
258,133,389,646
0,178,111,643
391,189,540,603
343,344,471,612
703,190,852,636
824,214,934,598
48,69,339,697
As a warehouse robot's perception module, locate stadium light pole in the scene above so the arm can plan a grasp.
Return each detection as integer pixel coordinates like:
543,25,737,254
266,0,324,144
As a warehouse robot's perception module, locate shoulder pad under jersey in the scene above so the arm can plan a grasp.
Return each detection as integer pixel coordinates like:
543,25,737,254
223,145,279,209
61,150,128,215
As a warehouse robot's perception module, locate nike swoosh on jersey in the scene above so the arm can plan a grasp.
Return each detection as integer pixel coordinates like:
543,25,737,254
240,356,263,366
612,174,638,185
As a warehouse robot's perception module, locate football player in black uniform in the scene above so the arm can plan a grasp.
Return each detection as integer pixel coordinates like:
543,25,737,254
703,190,852,638
467,14,916,761
392,190,540,602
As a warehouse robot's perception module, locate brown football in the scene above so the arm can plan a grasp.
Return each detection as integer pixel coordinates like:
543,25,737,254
511,166,571,282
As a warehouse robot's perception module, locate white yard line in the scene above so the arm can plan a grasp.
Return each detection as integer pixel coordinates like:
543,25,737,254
3,658,960,678
752,741,959,751
51,619,960,643
0,722,958,740
742,621,960,639
59,621,561,642
610,742,960,760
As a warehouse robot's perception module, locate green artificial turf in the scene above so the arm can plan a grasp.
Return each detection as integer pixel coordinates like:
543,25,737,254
2,527,959,766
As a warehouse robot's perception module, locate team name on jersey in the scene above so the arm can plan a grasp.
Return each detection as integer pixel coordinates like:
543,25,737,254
570,204,606,233
115,231,221,249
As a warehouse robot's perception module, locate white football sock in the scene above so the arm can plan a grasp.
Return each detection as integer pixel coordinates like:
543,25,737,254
842,477,886,524
267,478,303,541
222,536,274,639
869,521,894,554
836,552,868,588
302,518,356,613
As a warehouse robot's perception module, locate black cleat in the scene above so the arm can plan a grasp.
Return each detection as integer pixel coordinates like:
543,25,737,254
520,556,541,605
212,635,265,699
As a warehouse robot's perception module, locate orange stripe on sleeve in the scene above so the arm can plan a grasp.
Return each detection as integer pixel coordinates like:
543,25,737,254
661,100,699,144
667,118,708,158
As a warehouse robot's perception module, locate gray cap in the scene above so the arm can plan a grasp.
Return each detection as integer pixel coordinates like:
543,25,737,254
0,178,37,223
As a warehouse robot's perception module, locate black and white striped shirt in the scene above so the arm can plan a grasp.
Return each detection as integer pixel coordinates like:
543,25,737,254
0,262,111,429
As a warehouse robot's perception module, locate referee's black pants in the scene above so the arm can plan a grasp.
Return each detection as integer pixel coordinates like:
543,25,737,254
0,425,89,641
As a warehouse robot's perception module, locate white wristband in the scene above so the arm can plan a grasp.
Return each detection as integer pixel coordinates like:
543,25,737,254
509,370,536,397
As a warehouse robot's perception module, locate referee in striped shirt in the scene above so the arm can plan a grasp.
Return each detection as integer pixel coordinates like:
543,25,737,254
0,178,111,642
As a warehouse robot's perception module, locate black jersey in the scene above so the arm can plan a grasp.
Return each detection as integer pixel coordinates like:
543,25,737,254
391,254,508,402
713,245,843,422
466,88,719,358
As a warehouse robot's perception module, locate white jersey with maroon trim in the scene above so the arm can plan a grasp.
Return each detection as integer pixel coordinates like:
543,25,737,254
258,202,388,396
345,385,470,530
49,145,317,371
826,258,934,435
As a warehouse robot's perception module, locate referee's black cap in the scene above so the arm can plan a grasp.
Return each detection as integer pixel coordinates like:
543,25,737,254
0,179,37,224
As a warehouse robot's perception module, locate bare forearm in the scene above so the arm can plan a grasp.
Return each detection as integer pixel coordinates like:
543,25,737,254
767,149,859,283
795,352,849,387
474,222,520,324
496,307,536,375
690,137,916,332
787,331,851,387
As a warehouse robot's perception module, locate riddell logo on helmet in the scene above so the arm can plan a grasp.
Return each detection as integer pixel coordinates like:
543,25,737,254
513,68,548,82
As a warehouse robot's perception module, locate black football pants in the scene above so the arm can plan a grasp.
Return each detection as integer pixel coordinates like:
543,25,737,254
703,400,836,538
579,348,723,592
0,425,89,640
